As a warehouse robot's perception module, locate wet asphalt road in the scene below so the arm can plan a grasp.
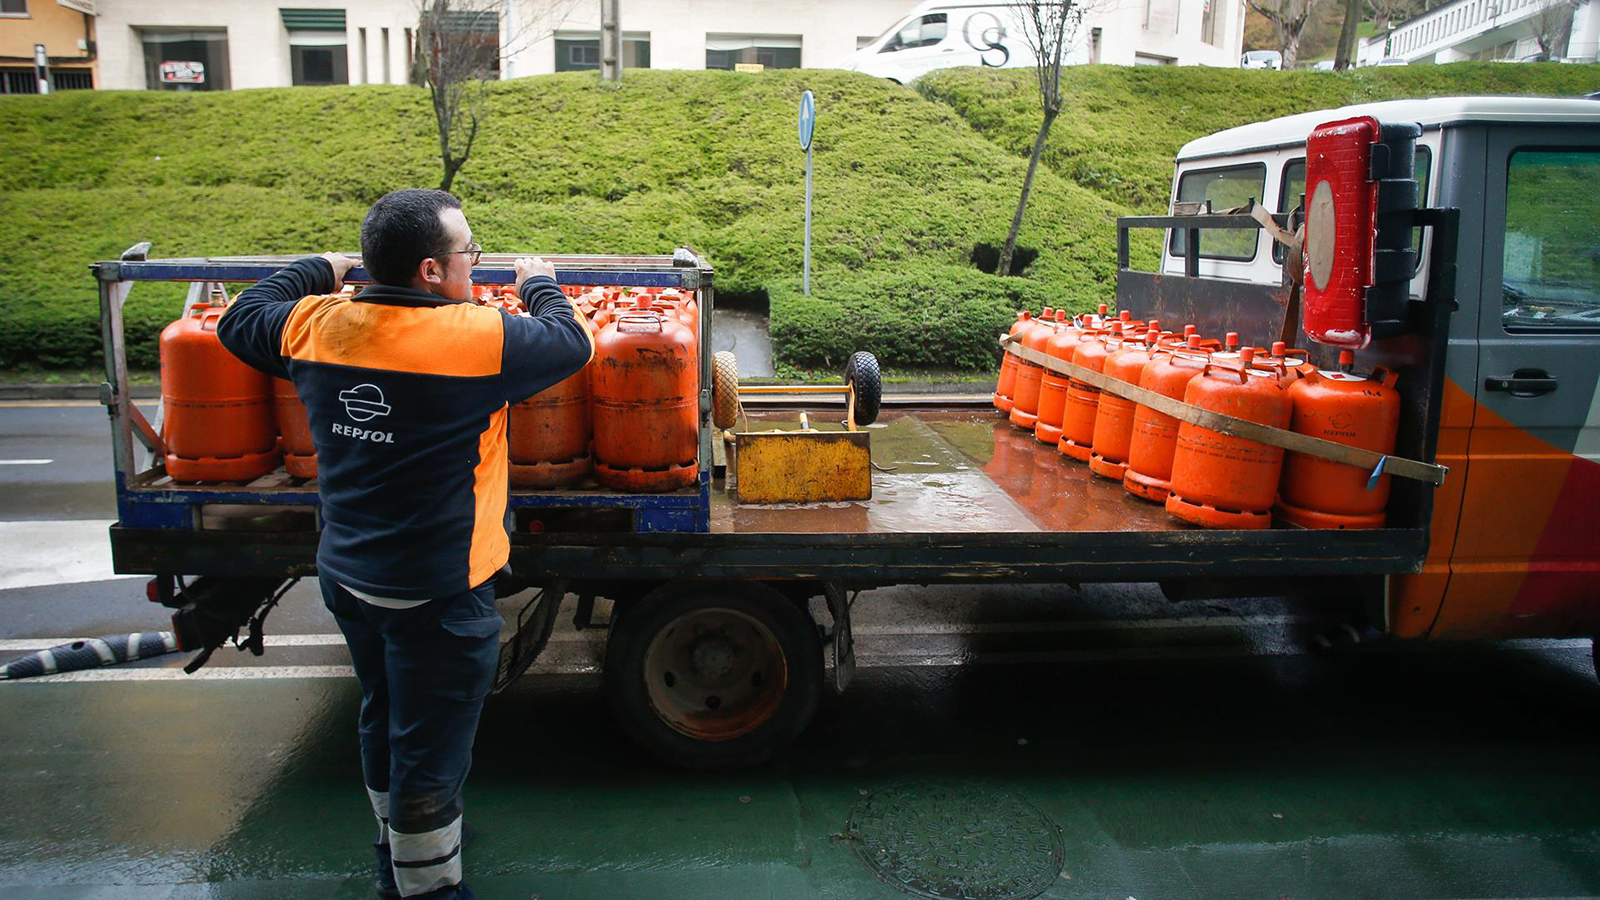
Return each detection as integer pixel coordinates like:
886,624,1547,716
3,403,1599,899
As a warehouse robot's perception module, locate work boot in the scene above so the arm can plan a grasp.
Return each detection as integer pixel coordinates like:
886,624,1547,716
374,839,400,899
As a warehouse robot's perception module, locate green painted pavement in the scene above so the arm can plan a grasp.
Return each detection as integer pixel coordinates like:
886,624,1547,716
3,644,1599,899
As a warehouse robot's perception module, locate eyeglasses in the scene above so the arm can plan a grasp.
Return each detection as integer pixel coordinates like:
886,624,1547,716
439,242,482,266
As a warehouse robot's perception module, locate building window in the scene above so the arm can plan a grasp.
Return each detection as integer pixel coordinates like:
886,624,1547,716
358,27,368,83
857,35,877,49
0,68,38,92
427,9,500,79
381,27,391,82
705,34,801,70
553,32,650,71
1201,0,1222,46
1089,26,1103,62
1144,0,1180,33
0,0,27,16
290,39,349,85
139,28,231,91
1134,52,1176,64
404,27,416,83
282,9,349,86
52,69,93,90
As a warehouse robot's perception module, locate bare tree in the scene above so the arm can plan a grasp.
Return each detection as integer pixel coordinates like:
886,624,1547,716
1527,0,1577,59
416,0,580,192
1333,0,1363,69
997,0,1089,277
1246,0,1327,67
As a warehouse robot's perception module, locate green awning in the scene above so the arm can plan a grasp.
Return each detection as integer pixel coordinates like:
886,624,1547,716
281,8,347,31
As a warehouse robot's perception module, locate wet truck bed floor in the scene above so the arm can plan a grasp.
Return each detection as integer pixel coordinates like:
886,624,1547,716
715,409,1187,534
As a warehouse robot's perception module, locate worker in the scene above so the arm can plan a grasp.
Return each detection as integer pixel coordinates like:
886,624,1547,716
217,188,594,899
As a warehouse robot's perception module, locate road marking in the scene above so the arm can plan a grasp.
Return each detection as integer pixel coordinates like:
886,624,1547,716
0,401,108,408
0,616,1341,652
1,638,1588,685
0,459,53,465
849,614,1327,636
0,520,140,590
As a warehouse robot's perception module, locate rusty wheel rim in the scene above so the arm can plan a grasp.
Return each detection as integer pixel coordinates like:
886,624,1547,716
642,607,789,742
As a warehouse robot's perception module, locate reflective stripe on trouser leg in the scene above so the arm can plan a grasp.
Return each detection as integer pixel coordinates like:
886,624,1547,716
391,815,463,897
368,787,391,845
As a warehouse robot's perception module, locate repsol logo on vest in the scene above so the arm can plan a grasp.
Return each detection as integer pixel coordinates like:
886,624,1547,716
331,423,396,443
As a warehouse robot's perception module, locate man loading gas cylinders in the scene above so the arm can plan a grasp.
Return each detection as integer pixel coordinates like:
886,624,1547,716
217,188,594,899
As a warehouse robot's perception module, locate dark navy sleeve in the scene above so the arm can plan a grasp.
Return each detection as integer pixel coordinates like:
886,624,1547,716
217,257,336,379
502,275,595,405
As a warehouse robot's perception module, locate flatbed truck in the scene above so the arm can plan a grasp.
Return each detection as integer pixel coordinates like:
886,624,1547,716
95,96,1600,767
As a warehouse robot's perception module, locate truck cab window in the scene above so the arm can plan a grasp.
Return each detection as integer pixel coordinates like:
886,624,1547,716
1170,163,1266,261
1273,148,1430,269
1502,150,1600,331
880,14,948,52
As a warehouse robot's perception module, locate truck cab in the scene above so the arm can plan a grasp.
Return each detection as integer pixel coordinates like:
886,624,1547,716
1163,96,1600,641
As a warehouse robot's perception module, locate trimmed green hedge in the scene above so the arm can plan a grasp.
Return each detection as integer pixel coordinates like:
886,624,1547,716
770,264,1094,372
3,64,1597,373
0,70,1120,371
916,63,1600,213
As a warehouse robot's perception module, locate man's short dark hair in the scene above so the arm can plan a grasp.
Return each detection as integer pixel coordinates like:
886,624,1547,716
360,189,463,286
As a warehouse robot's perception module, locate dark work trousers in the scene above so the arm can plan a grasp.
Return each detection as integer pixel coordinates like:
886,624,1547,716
321,577,503,899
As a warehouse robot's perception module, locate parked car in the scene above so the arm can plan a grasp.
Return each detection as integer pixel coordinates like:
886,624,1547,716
1376,56,1409,66
1241,50,1283,69
1313,59,1336,70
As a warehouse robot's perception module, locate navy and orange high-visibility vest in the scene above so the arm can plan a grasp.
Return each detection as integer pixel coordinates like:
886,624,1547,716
217,257,594,600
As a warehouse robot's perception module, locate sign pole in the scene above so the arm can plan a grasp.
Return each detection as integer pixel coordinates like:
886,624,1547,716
798,90,815,295
804,143,812,295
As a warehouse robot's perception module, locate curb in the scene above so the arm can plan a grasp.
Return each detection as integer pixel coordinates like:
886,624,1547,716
0,384,161,402
0,381,992,402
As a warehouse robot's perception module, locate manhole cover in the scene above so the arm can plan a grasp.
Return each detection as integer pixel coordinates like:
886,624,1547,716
846,778,1065,900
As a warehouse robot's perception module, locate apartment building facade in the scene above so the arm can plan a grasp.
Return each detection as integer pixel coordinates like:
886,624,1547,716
63,0,1244,92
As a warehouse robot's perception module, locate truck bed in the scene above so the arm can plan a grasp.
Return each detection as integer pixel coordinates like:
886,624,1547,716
110,405,1429,585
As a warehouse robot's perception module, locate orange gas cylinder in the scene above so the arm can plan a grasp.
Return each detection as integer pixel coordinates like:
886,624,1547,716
1057,322,1124,461
994,309,1038,412
1267,341,1311,377
590,310,699,492
1009,309,1067,430
1032,315,1090,444
1088,324,1163,481
657,289,699,330
1166,349,1294,529
160,300,280,483
272,377,317,479
1276,350,1401,529
1123,335,1214,503
509,366,593,489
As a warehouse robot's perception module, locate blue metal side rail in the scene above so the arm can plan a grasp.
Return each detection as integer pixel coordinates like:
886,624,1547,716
96,245,715,537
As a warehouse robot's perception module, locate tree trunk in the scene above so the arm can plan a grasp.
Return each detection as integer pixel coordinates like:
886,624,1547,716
1281,30,1302,67
998,108,1058,277
1334,0,1363,69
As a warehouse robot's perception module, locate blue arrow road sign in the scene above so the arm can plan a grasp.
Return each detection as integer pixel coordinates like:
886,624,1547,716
798,90,815,151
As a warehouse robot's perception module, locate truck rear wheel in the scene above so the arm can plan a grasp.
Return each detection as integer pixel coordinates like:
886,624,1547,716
604,582,822,769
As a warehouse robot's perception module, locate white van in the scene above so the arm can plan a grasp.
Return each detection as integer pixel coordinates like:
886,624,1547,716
1240,50,1283,69
836,1,1043,83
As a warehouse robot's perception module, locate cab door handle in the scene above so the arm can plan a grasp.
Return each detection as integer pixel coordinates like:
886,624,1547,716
1485,369,1558,397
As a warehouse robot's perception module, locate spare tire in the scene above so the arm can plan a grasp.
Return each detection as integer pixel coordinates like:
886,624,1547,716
844,351,881,427
712,351,740,430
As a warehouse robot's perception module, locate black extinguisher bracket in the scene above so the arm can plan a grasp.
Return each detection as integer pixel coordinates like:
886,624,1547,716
1365,121,1424,339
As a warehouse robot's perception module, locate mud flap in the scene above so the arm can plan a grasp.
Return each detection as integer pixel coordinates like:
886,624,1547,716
492,579,568,694
822,580,855,694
